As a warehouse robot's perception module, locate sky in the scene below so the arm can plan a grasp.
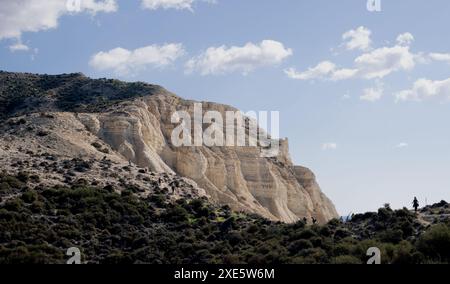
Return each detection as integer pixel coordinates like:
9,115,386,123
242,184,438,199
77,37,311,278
1,0,449,215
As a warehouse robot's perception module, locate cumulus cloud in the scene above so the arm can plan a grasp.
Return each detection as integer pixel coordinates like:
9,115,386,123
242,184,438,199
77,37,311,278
429,53,450,64
396,33,414,46
141,0,194,10
285,61,336,80
360,85,384,102
9,42,30,52
141,0,215,11
322,143,337,151
186,40,293,75
342,26,372,51
286,32,417,81
354,45,416,79
285,62,358,81
395,77,450,102
330,68,359,81
0,0,117,41
89,43,185,75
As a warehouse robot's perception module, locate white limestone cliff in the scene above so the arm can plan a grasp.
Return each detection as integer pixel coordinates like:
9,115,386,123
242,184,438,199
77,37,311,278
78,93,339,223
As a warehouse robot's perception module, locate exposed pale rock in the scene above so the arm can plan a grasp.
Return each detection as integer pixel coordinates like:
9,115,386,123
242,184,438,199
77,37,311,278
0,71,338,223
77,93,338,223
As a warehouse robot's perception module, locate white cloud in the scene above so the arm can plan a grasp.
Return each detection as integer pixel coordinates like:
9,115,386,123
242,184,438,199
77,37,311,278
287,38,417,81
89,43,185,75
285,62,358,81
342,26,372,51
141,0,194,10
354,45,416,79
186,40,293,75
70,0,117,13
429,53,450,64
285,61,335,80
0,0,117,41
330,68,359,81
396,143,409,148
9,42,30,52
396,33,414,46
360,85,383,102
322,143,337,151
395,77,450,102
141,0,215,11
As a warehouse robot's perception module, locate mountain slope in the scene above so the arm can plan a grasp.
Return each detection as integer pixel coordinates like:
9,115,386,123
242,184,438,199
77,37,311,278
0,173,448,264
0,71,338,223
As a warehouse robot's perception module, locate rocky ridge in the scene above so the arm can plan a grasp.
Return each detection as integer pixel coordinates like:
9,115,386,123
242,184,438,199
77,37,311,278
0,71,338,223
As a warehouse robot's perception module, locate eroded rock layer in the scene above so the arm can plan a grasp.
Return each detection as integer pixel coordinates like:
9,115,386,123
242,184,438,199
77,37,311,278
0,71,338,223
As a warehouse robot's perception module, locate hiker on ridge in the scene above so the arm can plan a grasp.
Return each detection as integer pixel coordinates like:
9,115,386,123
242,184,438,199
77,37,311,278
413,197,420,213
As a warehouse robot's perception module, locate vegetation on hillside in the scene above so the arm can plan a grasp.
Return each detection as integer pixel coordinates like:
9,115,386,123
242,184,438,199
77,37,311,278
0,71,165,118
0,173,449,264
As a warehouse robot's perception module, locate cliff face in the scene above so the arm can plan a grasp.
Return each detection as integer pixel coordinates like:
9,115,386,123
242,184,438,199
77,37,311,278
0,71,338,223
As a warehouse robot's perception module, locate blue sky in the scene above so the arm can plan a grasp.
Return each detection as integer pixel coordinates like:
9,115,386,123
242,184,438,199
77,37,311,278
1,0,450,215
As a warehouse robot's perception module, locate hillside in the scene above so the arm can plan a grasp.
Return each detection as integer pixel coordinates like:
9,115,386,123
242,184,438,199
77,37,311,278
0,71,338,223
0,71,449,264
0,172,449,264
0,71,165,118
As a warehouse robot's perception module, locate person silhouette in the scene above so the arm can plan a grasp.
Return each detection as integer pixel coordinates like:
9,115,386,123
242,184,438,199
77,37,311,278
413,197,420,213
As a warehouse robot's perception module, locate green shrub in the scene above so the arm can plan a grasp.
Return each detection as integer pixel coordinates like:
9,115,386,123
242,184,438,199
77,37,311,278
21,190,38,203
378,229,404,244
288,239,313,254
417,224,450,262
296,229,317,240
332,243,353,256
333,255,362,264
0,172,448,264
391,241,415,264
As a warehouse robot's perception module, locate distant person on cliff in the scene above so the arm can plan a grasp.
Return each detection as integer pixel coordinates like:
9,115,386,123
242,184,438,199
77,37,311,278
413,197,420,213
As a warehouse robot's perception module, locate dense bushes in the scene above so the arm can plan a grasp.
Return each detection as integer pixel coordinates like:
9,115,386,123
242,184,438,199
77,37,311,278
417,224,450,262
0,173,449,264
